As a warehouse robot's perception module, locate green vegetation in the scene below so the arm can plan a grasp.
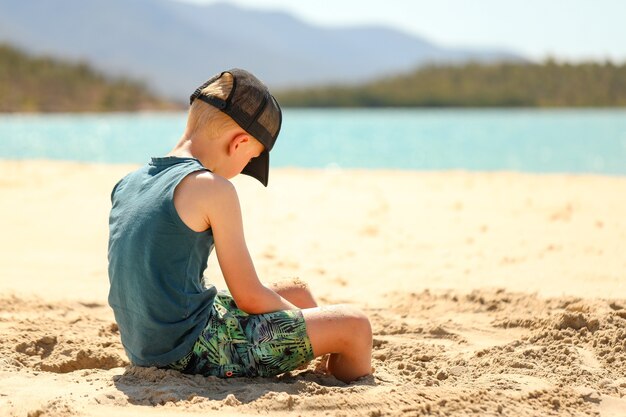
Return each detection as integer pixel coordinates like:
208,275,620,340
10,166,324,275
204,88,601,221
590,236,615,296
276,58,626,107
0,44,179,112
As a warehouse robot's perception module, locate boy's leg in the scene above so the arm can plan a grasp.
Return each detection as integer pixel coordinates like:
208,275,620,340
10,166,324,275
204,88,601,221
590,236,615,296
269,278,318,309
301,305,372,383
268,279,372,382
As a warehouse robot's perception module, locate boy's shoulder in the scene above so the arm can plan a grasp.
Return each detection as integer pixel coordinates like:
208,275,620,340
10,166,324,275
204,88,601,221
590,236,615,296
180,169,237,199
174,170,240,232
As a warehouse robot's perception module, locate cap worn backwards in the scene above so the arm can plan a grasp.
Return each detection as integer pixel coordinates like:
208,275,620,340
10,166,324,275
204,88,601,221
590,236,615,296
190,68,282,187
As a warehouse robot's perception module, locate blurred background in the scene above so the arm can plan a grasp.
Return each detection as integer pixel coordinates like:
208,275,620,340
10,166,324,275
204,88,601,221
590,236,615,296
0,0,625,174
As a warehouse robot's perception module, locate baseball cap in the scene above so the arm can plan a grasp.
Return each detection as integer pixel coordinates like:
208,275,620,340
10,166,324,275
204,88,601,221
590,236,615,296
189,68,282,186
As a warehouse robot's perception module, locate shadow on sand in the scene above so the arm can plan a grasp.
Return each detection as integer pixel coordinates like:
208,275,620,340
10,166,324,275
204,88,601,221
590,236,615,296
113,365,376,407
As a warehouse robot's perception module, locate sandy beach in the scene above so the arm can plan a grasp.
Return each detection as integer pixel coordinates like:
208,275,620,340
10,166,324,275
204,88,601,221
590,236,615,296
1,160,625,416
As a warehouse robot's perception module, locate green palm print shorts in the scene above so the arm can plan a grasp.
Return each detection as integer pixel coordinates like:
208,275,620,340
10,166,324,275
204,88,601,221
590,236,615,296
165,292,314,378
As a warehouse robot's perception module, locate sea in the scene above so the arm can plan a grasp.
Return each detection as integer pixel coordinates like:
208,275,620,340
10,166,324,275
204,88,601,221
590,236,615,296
1,108,625,175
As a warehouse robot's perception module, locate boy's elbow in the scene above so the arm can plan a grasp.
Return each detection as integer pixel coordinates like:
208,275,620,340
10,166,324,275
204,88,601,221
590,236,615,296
233,296,264,314
230,286,276,314
228,288,262,314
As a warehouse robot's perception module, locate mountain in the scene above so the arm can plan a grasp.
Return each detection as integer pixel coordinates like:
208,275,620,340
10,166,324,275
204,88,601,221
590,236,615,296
0,44,177,112
0,0,527,101
275,59,626,107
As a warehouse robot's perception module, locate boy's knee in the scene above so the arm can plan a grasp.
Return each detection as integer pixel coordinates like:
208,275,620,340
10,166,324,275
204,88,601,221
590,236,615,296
337,304,369,320
336,305,372,340
288,277,310,292
272,277,309,292
270,277,317,308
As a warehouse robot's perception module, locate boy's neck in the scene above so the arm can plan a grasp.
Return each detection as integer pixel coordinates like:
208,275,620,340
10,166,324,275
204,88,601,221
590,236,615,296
167,135,219,172
167,136,194,159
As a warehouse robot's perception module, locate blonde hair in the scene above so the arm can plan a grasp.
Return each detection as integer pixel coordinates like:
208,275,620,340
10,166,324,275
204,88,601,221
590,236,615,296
186,72,240,139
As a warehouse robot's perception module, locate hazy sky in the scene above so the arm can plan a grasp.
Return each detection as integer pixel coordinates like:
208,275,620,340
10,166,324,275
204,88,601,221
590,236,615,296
176,0,626,63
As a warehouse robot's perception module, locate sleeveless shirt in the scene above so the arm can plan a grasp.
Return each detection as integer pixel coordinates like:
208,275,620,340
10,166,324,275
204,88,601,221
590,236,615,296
107,156,217,366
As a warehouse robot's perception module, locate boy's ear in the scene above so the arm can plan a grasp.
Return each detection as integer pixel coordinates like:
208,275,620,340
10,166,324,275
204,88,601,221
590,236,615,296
227,132,250,155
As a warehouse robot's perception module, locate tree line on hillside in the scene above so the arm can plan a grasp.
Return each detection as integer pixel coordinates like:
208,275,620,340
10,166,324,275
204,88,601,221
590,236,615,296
275,58,626,107
2,42,625,111
0,44,179,112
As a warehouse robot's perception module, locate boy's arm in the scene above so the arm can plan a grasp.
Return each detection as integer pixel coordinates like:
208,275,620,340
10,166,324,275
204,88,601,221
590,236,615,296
203,176,297,314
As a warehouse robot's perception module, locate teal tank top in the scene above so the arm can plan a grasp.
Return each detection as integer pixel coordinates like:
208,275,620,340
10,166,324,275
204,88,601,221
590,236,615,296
108,156,217,367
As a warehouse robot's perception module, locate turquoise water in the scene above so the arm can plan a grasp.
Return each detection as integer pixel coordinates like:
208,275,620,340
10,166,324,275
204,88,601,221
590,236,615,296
1,109,625,175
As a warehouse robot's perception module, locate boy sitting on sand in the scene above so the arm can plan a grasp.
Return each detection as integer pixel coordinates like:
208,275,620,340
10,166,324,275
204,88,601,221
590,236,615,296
107,69,372,382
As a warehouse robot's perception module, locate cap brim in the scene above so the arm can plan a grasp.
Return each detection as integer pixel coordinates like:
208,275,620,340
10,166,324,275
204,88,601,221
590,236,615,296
241,150,269,187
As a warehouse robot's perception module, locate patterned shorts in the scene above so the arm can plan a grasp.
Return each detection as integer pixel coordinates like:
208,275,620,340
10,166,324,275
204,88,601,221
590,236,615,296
165,292,314,378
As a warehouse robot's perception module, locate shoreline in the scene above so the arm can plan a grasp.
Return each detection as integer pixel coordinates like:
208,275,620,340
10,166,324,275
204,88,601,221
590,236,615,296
3,157,626,179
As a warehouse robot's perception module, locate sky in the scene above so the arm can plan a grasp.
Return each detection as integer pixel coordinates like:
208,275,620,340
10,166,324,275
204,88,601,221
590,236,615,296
176,0,626,63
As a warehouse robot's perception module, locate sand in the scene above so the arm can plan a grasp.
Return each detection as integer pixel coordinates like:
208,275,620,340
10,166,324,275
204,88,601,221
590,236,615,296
1,160,625,416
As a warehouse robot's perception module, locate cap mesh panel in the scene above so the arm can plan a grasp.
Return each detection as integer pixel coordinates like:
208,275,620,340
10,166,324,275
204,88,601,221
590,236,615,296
256,97,281,146
236,79,265,129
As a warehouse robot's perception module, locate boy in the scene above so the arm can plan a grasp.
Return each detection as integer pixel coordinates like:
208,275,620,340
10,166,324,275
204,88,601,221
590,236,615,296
108,69,372,382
